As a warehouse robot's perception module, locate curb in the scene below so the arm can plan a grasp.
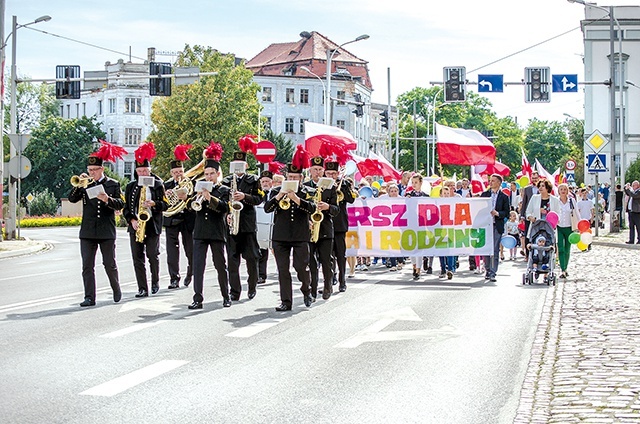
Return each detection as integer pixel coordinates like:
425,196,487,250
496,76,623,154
0,240,51,259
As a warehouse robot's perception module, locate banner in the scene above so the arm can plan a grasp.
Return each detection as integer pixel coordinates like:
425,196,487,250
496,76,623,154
345,197,494,256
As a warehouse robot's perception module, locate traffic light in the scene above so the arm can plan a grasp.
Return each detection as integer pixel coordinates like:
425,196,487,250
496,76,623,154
444,66,466,103
525,67,550,103
149,62,172,96
352,93,364,118
380,109,390,129
55,65,81,99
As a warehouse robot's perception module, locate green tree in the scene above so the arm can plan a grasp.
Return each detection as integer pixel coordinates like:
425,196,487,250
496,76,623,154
564,117,585,184
625,156,640,184
21,116,105,200
28,188,58,216
262,128,294,165
524,119,573,176
147,45,262,177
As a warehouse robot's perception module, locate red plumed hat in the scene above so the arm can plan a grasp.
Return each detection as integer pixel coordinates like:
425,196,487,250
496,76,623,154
134,142,156,167
269,161,285,175
288,144,310,174
204,141,223,170
88,139,127,166
170,144,192,169
238,134,257,154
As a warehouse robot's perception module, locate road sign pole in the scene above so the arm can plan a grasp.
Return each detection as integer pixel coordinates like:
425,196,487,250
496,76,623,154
594,173,599,237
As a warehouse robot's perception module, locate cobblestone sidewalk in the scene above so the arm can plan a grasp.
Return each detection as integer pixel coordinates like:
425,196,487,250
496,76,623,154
515,229,640,423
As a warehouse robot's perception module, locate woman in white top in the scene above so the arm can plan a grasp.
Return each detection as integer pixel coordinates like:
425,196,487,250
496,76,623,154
556,183,580,279
525,179,561,235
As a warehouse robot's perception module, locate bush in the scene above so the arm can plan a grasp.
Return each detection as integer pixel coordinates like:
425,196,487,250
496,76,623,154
29,189,58,216
20,216,82,227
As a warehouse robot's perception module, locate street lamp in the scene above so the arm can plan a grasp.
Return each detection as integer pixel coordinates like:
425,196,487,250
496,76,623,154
2,14,52,240
325,34,369,125
563,112,582,120
567,0,623,231
300,66,326,123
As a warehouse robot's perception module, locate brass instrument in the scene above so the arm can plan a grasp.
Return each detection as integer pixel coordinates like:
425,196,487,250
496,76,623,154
70,175,94,188
310,187,324,243
164,156,206,217
229,173,243,235
190,194,204,211
279,194,291,210
135,186,151,243
336,178,345,203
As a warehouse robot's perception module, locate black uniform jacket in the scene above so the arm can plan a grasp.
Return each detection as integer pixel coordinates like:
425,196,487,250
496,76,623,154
163,178,196,230
334,178,356,233
190,184,230,242
68,177,124,240
264,185,316,242
221,173,263,233
124,176,168,236
304,179,339,240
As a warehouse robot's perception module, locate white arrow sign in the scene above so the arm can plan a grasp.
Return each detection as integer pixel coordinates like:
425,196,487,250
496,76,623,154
334,307,462,348
479,80,493,91
562,76,576,91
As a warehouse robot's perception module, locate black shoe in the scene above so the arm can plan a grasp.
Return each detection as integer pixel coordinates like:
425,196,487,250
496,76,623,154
223,298,231,308
426,267,432,275
135,290,148,298
151,285,159,294
322,289,332,300
230,294,240,301
113,289,122,303
80,299,95,307
188,301,203,310
339,284,346,293
257,278,266,285
183,276,192,287
625,241,634,244
304,295,313,307
168,280,179,290
489,277,497,282
248,290,256,300
275,303,292,311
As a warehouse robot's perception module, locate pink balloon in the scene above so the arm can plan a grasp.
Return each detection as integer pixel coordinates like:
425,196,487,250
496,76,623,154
546,211,559,229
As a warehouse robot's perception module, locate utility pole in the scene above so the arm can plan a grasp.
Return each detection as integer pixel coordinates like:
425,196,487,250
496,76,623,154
0,0,5,242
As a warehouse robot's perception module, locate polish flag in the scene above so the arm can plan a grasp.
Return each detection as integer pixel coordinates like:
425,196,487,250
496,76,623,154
304,122,357,157
475,161,511,177
535,159,557,193
521,148,532,179
369,151,402,182
436,123,495,166
470,165,487,195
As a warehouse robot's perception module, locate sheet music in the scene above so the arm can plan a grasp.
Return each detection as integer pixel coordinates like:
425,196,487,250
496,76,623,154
280,181,299,192
85,184,106,199
138,176,155,187
195,181,214,192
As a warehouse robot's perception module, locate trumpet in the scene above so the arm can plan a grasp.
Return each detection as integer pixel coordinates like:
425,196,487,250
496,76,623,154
70,175,94,188
190,194,204,211
279,195,291,210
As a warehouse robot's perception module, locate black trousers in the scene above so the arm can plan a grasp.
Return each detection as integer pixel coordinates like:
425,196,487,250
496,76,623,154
272,240,310,306
165,223,193,282
332,232,347,286
227,232,260,297
129,232,161,292
258,248,269,281
629,211,640,243
192,239,228,303
310,238,333,296
80,238,119,301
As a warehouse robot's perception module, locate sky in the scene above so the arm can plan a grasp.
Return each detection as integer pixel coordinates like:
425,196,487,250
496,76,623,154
3,0,632,126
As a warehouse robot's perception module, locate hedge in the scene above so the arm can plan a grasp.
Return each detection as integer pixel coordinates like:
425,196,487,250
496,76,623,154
19,216,82,228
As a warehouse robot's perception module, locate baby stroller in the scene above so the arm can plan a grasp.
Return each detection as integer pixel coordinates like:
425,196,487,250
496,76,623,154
522,219,557,286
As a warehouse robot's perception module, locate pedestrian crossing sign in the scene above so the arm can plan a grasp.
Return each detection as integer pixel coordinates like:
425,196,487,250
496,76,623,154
587,154,607,173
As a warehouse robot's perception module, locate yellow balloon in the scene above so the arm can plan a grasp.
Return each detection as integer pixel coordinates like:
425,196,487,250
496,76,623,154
576,241,588,251
371,181,381,189
430,187,441,198
519,176,529,187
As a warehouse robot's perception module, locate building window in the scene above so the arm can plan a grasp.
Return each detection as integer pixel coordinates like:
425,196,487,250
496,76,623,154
299,89,309,104
285,118,294,133
108,98,116,114
337,91,345,105
286,88,295,103
124,128,142,146
262,87,272,102
263,117,272,131
124,162,133,180
108,128,116,143
336,120,345,130
125,97,142,114
299,118,308,134
97,100,103,115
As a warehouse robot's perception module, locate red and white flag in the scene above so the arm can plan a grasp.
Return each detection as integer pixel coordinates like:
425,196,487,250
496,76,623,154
304,122,357,157
435,123,495,166
470,165,487,195
521,147,532,179
369,151,402,182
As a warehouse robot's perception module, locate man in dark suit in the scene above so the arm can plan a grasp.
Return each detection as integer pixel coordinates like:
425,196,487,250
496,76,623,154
69,149,125,307
624,180,640,244
265,162,316,311
519,171,539,255
188,151,231,309
222,151,264,301
124,143,169,297
480,173,511,282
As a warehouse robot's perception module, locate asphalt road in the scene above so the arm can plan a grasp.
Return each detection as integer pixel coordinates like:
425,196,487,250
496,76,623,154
0,227,548,424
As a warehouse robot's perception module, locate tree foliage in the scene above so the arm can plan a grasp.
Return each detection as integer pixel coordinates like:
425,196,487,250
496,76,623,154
524,119,574,176
147,45,262,177
21,116,105,200
28,188,58,216
625,155,640,184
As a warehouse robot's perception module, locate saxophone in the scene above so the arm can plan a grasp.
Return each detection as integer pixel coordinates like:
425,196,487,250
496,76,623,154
136,186,151,243
310,186,324,243
229,173,243,235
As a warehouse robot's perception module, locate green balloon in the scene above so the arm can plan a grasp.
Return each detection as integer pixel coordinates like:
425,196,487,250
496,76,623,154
568,232,581,245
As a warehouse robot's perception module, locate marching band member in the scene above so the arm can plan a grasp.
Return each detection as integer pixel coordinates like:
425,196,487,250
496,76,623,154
265,145,316,311
123,142,168,297
188,142,231,309
221,137,264,301
68,141,126,307
256,163,281,285
163,144,195,289
304,156,339,300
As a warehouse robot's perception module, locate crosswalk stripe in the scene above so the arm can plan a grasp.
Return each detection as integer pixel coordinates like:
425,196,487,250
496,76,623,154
225,318,288,338
99,321,166,338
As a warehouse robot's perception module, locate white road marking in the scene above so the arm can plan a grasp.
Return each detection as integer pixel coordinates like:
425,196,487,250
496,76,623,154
0,269,65,282
100,321,166,338
80,360,188,397
118,298,178,313
225,318,288,338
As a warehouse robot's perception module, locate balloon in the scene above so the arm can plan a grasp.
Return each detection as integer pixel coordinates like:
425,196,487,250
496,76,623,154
518,221,526,232
519,176,529,187
359,186,373,198
576,241,588,251
577,219,590,233
371,181,381,189
501,235,517,249
371,187,379,197
568,232,581,244
344,160,357,175
580,232,593,245
475,164,487,173
515,182,521,189
501,182,508,188
502,188,510,196
378,179,384,185
546,211,559,229
430,187,441,198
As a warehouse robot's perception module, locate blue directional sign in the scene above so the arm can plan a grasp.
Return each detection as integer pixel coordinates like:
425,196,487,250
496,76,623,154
552,74,578,92
478,75,503,93
587,154,607,173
